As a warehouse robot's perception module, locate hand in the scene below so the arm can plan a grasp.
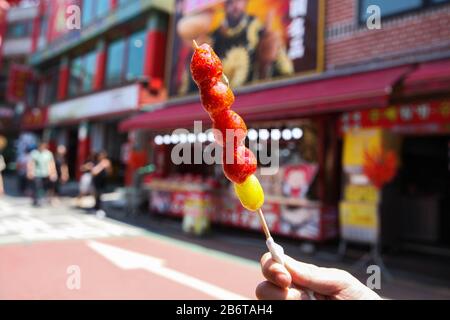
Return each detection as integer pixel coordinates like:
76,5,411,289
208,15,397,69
256,253,382,300
50,174,58,182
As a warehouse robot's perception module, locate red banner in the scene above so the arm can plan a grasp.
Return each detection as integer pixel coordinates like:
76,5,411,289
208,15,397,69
339,100,450,134
6,64,34,103
21,107,48,130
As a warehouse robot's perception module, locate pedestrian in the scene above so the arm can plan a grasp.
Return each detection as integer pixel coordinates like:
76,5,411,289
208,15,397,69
91,150,112,218
0,153,5,196
256,252,381,300
17,146,33,195
52,145,70,203
27,142,57,206
0,135,7,196
77,153,95,208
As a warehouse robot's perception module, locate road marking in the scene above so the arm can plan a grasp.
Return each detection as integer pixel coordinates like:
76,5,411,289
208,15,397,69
0,197,143,244
87,240,249,300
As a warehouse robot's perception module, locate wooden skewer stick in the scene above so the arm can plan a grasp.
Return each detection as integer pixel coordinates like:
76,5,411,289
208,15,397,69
193,40,199,49
257,208,271,240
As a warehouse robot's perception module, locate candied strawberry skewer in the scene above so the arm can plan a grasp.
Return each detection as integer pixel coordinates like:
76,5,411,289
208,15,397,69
190,40,317,300
190,40,285,263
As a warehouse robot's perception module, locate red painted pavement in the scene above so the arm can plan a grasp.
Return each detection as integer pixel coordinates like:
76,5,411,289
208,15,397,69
0,236,263,300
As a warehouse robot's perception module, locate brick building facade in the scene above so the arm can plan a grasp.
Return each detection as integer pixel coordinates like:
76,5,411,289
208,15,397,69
326,0,450,70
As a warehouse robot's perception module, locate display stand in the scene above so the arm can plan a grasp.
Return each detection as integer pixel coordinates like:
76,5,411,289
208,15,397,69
339,240,392,281
338,205,393,281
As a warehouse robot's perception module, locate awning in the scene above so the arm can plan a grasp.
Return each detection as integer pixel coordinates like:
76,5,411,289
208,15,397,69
403,59,450,97
120,66,410,132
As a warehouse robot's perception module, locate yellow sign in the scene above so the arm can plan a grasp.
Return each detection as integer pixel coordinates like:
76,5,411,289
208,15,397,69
342,128,383,167
339,201,378,229
344,185,379,203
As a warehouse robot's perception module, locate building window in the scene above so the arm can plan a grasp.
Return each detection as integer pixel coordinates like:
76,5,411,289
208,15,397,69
96,0,110,18
117,0,134,7
106,29,146,87
83,51,97,92
126,30,146,81
37,15,48,50
359,0,450,24
82,0,112,27
69,50,97,97
106,38,126,86
6,20,33,38
82,0,95,27
40,66,59,106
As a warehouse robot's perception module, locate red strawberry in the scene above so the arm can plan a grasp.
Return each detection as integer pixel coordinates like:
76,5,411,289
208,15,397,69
212,110,247,146
191,44,223,87
200,80,234,116
222,145,257,184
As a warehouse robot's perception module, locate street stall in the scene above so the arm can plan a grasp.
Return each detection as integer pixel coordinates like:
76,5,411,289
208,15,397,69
124,115,340,240
118,0,413,241
119,62,413,240
339,99,450,255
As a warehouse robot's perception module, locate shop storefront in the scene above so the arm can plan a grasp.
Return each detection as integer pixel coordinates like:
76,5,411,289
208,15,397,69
339,99,450,254
120,62,412,240
46,82,166,180
122,116,338,240
338,58,450,254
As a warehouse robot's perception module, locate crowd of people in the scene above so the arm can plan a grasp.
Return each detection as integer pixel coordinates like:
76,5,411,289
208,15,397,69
4,140,112,217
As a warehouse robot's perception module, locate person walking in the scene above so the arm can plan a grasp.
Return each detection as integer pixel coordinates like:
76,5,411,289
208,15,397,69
27,142,57,206
91,151,112,218
0,153,5,196
0,135,7,196
17,146,33,195
52,145,69,203
77,153,95,208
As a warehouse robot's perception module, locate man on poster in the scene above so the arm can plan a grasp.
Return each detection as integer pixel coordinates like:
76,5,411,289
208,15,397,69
177,0,294,94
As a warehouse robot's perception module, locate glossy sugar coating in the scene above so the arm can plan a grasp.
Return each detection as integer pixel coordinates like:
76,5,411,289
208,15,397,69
234,174,265,211
212,110,247,146
222,145,257,184
191,43,264,211
200,80,234,116
191,44,223,86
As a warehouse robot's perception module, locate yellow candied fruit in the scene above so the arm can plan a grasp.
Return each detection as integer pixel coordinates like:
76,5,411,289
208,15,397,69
233,174,265,212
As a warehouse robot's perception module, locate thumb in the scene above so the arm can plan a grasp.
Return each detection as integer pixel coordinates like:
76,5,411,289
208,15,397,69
284,255,351,296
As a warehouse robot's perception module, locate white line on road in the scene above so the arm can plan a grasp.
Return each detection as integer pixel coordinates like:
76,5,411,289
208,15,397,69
87,240,249,300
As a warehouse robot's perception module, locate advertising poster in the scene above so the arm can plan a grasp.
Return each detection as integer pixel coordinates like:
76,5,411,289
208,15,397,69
342,128,383,168
169,0,324,96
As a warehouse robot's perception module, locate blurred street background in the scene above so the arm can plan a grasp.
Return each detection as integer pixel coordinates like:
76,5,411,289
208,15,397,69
0,0,450,300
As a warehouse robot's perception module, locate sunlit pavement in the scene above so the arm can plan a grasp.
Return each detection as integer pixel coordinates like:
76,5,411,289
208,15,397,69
0,196,261,300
